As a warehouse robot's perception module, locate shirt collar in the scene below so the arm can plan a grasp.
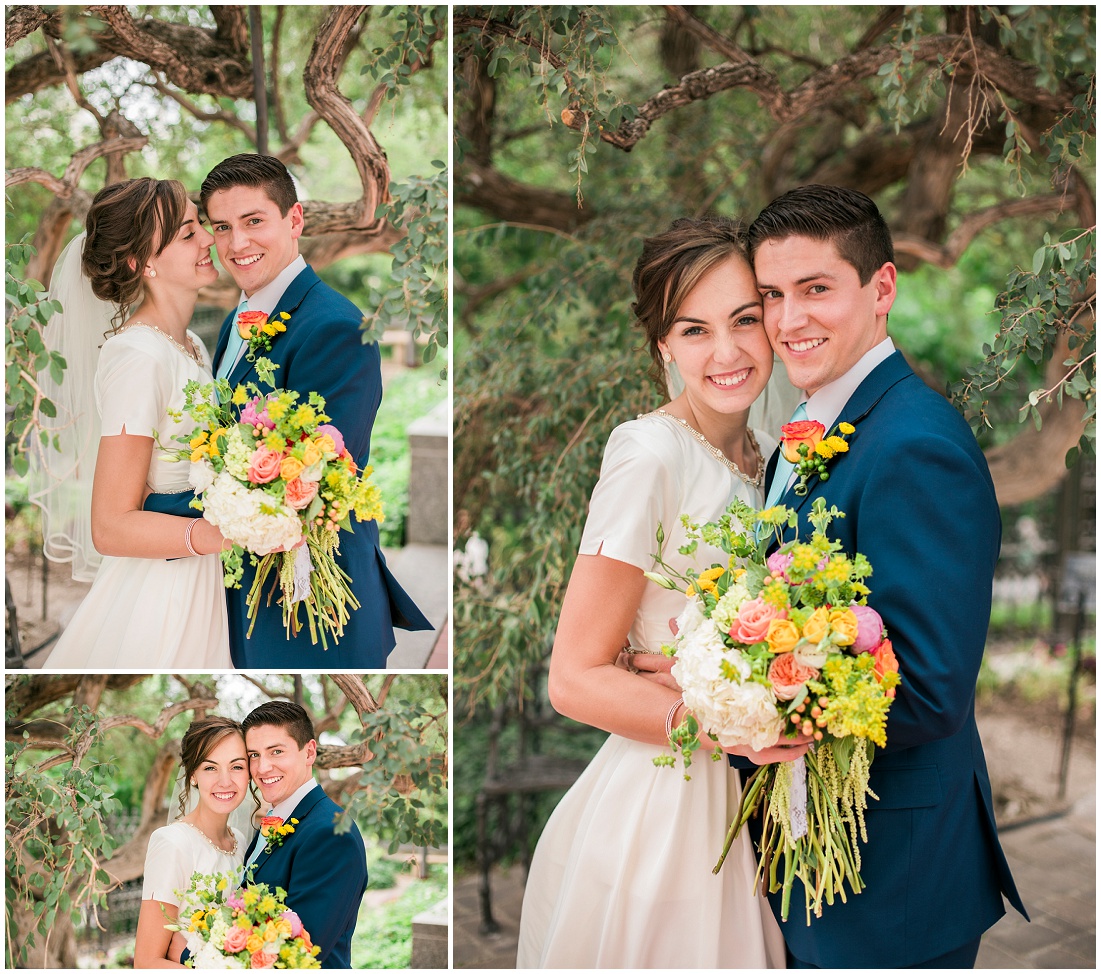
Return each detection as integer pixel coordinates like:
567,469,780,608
240,255,307,317
805,337,895,430
269,776,317,822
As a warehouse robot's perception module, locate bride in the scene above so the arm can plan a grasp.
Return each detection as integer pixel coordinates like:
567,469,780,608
134,715,254,968
516,217,809,968
35,177,231,666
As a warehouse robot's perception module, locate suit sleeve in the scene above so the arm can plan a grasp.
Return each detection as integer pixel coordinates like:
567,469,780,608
855,430,1000,752
284,817,367,965
284,311,381,467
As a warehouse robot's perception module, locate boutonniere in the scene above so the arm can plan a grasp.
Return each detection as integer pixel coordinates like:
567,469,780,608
259,815,299,853
238,310,290,362
779,420,856,495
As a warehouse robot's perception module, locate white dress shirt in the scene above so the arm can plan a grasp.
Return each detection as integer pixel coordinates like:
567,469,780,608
269,775,318,824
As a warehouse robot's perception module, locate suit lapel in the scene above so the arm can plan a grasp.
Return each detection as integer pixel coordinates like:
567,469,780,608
224,266,323,389
246,785,330,881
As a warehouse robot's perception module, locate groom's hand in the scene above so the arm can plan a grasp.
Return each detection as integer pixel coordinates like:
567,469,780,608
618,650,681,691
725,730,813,765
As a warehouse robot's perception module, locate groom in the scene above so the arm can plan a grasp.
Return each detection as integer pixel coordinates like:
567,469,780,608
741,184,1027,967
240,701,367,968
144,153,430,667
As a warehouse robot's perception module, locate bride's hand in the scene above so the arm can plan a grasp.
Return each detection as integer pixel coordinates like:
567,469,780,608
723,730,813,765
190,518,231,554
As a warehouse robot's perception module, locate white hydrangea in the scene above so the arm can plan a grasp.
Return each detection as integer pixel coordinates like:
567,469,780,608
186,935,247,969
189,457,217,494
672,613,783,752
709,577,753,632
674,597,706,638
202,471,302,555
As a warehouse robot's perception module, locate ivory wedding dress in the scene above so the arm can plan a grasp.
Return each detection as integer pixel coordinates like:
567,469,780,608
42,327,231,668
142,820,246,908
516,412,786,969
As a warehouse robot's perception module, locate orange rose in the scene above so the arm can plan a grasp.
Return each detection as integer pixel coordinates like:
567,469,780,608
872,638,899,696
236,309,269,339
766,618,801,654
284,477,319,510
780,419,826,463
768,652,819,701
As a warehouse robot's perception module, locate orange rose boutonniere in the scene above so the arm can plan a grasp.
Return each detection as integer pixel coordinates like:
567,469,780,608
259,815,299,853
238,310,290,362
780,419,856,495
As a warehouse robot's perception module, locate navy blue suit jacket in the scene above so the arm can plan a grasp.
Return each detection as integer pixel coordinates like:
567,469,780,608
743,351,1026,966
144,265,430,667
242,786,367,969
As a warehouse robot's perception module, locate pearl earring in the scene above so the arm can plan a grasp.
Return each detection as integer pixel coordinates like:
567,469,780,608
148,268,157,278
662,351,672,364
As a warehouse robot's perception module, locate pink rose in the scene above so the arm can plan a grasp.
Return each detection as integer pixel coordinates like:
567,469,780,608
241,396,276,430
247,445,284,484
223,926,249,953
732,597,786,645
850,604,885,654
284,477,319,510
281,910,304,938
250,949,278,969
315,423,344,455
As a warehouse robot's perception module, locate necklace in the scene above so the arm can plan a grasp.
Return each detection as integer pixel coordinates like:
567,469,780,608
643,409,764,489
123,320,204,366
179,820,239,856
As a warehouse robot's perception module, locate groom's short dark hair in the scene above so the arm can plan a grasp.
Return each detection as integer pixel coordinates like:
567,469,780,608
200,153,298,216
243,701,315,749
748,184,894,285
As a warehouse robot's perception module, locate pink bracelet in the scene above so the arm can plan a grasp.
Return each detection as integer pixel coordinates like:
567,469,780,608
183,518,201,556
664,697,684,739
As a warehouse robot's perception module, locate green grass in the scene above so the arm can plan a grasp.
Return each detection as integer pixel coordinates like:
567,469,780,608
352,866,448,969
372,367,447,548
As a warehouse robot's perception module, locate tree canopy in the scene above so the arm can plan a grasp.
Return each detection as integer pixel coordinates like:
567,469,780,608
5,672,447,968
453,5,1095,706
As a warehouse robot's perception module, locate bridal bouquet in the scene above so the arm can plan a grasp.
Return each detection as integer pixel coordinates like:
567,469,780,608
645,497,900,923
166,869,320,969
164,357,383,647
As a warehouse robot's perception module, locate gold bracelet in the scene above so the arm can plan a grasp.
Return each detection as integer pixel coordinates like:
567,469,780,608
183,517,201,556
663,697,684,739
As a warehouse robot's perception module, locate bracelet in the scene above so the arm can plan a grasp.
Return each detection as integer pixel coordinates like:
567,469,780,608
664,697,684,739
183,518,201,556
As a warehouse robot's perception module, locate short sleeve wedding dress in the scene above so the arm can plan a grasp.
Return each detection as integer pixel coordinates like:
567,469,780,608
142,821,246,908
42,327,231,667
516,412,786,969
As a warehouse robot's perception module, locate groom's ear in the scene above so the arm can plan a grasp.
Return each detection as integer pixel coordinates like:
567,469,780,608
288,202,304,241
304,738,317,767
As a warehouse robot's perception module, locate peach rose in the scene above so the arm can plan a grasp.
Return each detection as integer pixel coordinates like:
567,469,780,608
247,445,283,484
223,926,249,954
802,607,831,644
766,618,801,654
780,419,826,463
280,455,305,481
732,597,786,645
284,477,319,510
768,652,819,700
829,608,859,646
249,949,278,969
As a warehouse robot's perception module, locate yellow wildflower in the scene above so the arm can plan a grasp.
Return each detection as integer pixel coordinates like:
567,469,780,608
814,440,836,459
259,894,278,915
686,566,724,597
838,422,856,434
825,435,849,453
791,544,819,574
242,889,259,908
266,399,288,420
231,385,248,406
189,431,209,450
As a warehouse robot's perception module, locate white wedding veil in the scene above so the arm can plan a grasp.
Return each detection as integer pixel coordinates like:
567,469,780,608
26,232,114,582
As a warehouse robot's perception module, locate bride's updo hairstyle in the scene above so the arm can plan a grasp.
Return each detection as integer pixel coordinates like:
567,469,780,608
631,215,749,395
82,177,189,327
176,715,249,819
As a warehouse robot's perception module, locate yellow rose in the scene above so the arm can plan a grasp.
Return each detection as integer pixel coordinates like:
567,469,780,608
803,607,831,643
766,618,801,654
246,934,264,954
281,455,305,481
829,608,859,646
315,433,337,455
300,440,322,466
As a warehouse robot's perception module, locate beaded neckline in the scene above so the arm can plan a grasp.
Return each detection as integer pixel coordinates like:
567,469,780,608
641,408,765,489
122,320,204,366
178,820,239,857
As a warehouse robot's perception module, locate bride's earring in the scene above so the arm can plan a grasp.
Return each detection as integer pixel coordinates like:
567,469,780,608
147,267,157,278
662,350,672,364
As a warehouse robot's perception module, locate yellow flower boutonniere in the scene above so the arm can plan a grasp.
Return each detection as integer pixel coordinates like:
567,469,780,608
237,310,291,362
259,815,299,853
779,420,856,495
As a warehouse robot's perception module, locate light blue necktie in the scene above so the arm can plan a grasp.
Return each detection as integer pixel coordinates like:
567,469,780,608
240,808,273,884
216,298,249,380
762,401,808,511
